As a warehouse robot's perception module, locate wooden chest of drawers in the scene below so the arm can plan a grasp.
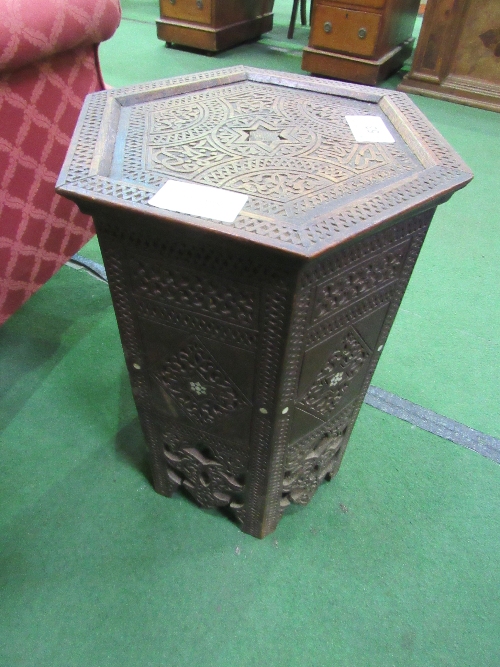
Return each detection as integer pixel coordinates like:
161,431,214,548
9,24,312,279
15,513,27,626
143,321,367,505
302,0,420,85
157,0,274,53
398,0,500,113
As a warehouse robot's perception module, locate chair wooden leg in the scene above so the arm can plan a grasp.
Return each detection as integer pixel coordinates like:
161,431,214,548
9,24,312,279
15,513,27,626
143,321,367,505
300,0,307,26
288,0,300,38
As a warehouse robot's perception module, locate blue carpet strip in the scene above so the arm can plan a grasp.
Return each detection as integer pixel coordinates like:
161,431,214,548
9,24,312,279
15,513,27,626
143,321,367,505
67,255,500,464
365,386,500,464
67,254,107,282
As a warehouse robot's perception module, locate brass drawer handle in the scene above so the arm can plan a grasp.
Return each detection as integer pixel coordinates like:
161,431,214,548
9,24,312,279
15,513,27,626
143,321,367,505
169,0,175,4
324,21,332,34
358,27,367,39
196,0,203,7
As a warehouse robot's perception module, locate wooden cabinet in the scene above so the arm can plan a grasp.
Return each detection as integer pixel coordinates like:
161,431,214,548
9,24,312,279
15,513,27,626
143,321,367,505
157,0,274,53
398,0,500,113
302,0,420,85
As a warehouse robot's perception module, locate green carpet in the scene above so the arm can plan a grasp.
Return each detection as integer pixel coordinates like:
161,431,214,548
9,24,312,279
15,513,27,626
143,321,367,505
1,2,499,665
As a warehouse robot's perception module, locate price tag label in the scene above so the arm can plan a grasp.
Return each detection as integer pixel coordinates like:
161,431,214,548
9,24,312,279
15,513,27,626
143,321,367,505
148,180,248,223
345,115,395,143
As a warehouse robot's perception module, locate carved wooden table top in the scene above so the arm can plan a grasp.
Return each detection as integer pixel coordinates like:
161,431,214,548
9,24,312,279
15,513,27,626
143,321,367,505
57,67,472,258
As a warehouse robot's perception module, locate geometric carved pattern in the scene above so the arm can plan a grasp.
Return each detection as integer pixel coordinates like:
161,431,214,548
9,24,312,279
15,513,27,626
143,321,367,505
312,242,408,321
155,340,249,427
137,75,435,258
277,214,435,510
140,81,419,228
299,212,429,290
158,417,249,476
59,67,473,258
135,298,258,351
299,331,370,420
95,213,286,284
130,256,257,327
95,196,436,534
306,285,394,348
98,208,435,532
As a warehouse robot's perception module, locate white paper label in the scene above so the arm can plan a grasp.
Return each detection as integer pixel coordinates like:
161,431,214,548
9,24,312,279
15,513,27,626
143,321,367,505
148,180,248,223
345,115,395,143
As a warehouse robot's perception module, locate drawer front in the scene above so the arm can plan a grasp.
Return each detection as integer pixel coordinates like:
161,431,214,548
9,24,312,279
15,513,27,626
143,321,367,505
159,0,211,25
311,5,381,57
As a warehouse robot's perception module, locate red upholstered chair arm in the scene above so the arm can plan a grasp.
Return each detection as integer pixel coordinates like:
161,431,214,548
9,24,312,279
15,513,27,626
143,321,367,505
0,0,121,324
0,0,121,74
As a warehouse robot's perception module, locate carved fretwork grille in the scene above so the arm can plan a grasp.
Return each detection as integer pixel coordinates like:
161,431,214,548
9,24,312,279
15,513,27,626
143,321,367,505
282,423,349,508
164,447,244,510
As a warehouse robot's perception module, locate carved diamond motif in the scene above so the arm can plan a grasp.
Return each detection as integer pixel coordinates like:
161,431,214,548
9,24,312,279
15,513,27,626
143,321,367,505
156,340,249,426
299,330,370,419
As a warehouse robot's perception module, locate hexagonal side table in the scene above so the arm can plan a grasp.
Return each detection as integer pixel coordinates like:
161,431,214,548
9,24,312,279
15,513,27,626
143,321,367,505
57,67,472,538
